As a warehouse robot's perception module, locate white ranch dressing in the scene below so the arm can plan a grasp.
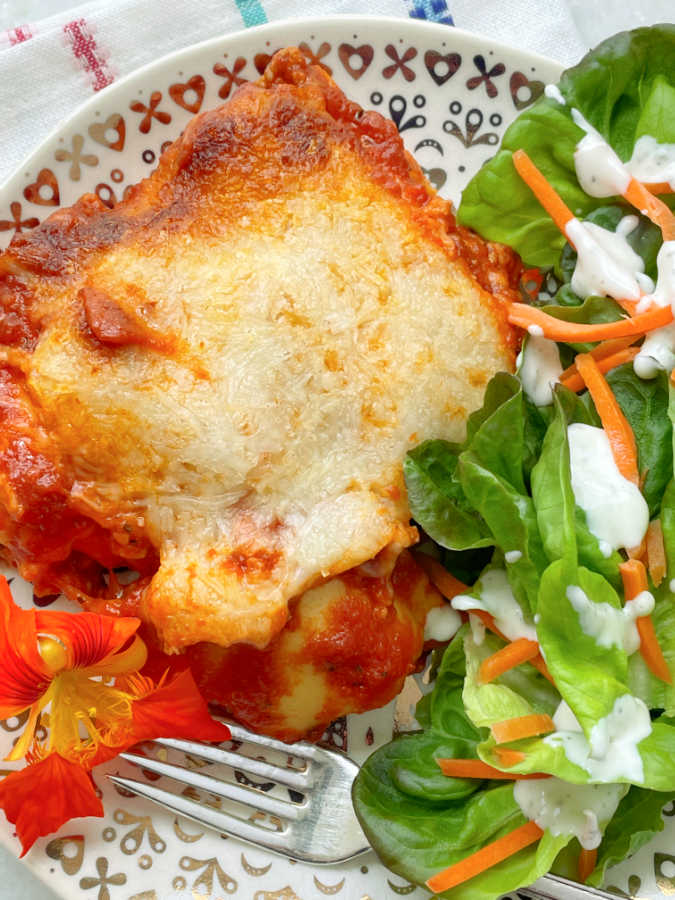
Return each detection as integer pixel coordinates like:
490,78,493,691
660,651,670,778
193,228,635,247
553,700,583,733
544,83,566,105
571,107,631,198
566,585,654,655
452,569,537,642
519,334,563,407
504,550,523,563
513,777,624,850
565,216,645,302
634,321,675,379
626,135,675,191
545,693,652,783
568,111,667,303
646,241,675,309
567,423,649,553
469,613,486,646
633,242,675,377
598,540,612,559
527,324,544,336
423,604,462,643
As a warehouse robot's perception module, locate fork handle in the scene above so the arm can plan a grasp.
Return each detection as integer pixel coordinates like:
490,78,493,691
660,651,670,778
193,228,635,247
519,873,618,900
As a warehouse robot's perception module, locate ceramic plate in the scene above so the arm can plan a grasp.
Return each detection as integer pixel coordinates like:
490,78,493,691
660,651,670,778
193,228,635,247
0,15,672,900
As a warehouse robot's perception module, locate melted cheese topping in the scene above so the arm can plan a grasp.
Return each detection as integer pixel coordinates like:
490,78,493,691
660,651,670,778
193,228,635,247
0,49,516,653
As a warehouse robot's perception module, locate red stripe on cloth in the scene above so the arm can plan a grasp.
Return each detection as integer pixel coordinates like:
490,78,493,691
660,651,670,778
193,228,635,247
63,19,114,92
7,25,33,45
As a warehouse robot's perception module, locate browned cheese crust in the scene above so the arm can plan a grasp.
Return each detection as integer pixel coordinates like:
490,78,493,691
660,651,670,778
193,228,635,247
0,48,521,656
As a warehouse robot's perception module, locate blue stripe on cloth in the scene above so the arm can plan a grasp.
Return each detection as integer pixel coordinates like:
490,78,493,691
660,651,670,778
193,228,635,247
406,0,454,25
235,0,268,27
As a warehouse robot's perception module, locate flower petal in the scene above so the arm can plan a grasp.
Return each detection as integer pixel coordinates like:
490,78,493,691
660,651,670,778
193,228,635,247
86,670,229,769
131,670,230,743
0,753,103,855
0,576,50,718
35,607,140,670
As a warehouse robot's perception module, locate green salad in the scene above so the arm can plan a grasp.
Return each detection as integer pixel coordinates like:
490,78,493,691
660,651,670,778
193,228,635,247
352,24,675,898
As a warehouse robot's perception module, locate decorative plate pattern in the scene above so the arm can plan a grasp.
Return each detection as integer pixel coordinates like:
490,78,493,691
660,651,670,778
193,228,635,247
0,15,670,900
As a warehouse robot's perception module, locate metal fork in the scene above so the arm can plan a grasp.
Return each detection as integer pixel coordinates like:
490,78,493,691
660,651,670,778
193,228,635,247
109,723,619,899
109,721,368,865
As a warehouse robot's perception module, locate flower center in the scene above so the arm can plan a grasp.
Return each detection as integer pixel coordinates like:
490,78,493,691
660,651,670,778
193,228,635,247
38,636,69,674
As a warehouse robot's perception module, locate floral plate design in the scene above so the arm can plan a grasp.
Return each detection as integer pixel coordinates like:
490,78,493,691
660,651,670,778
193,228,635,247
0,15,672,900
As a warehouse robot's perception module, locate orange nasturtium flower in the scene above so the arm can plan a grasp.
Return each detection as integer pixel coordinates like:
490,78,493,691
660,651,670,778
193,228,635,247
0,576,230,855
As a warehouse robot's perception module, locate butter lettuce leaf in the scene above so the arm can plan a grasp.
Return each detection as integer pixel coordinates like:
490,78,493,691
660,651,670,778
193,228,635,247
404,440,492,550
462,631,558,730
536,560,628,735
457,25,675,267
531,390,621,584
352,631,572,897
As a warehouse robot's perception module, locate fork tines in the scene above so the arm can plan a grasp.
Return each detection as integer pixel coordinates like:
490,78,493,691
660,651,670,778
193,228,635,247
107,723,368,862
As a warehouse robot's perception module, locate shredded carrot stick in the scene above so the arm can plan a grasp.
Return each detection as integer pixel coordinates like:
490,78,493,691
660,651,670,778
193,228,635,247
507,302,673,342
468,611,553,682
623,177,675,241
613,297,641,316
479,638,540,684
620,557,649,597
644,182,674,195
512,150,575,235
436,759,548,780
627,538,647,561
560,347,639,392
636,615,672,684
412,553,469,600
574,353,639,484
530,654,555,684
470,609,509,642
578,848,597,883
646,520,667,587
587,336,641,361
426,821,544,894
620,559,671,684
491,714,555,744
494,748,527,767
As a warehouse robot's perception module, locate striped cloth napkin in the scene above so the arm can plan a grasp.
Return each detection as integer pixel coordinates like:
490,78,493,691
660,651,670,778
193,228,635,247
0,0,587,186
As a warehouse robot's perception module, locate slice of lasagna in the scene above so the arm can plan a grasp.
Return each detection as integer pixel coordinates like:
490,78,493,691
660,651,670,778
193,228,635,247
0,49,519,672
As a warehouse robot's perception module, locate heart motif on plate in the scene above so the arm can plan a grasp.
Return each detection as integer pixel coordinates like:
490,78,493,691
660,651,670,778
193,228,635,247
88,113,126,152
169,75,206,114
338,43,374,80
510,71,545,109
422,166,447,191
45,835,84,876
424,50,461,86
23,168,60,206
